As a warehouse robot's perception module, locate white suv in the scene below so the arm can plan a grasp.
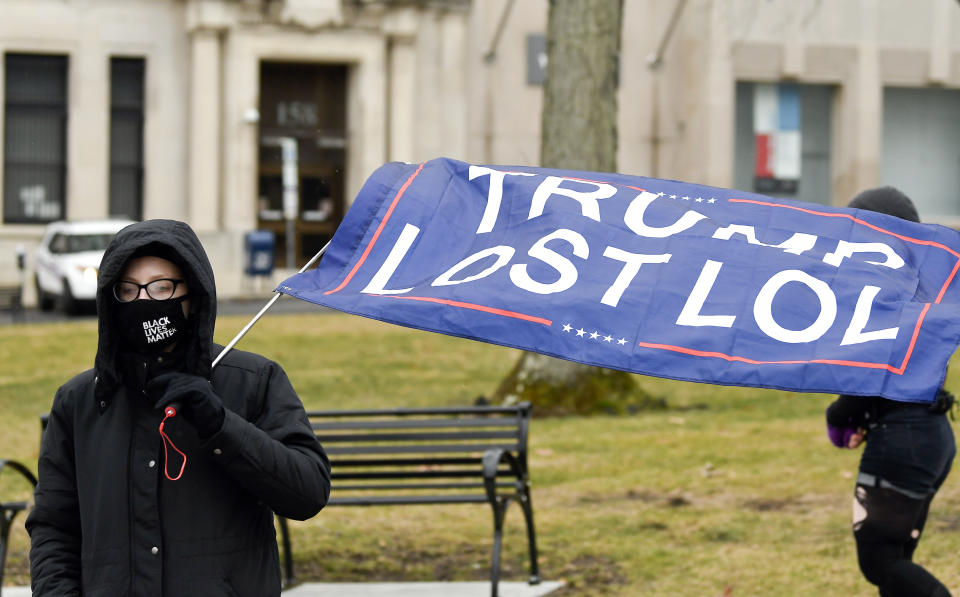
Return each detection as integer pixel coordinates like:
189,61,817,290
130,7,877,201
34,219,136,313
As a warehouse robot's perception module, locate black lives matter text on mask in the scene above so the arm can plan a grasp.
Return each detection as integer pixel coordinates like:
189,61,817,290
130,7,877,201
142,317,177,344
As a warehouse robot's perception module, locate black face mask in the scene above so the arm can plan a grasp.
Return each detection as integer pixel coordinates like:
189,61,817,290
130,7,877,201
115,296,190,354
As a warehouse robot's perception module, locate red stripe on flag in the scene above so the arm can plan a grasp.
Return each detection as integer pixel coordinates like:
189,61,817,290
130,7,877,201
893,302,931,375
325,162,426,295
635,340,901,371
381,295,552,326
728,198,960,260
936,258,960,304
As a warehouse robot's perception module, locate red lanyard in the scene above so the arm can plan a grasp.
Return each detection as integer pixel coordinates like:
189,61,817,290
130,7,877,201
158,406,187,481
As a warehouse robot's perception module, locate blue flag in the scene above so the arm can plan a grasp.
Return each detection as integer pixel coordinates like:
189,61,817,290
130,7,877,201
279,158,960,402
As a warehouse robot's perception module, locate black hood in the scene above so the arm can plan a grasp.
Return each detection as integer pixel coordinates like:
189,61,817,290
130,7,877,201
94,219,217,402
848,186,920,223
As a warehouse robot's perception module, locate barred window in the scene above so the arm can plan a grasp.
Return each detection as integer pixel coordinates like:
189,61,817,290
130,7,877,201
3,53,68,223
109,57,145,220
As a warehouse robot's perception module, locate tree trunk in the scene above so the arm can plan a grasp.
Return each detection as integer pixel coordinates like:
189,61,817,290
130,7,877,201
492,0,656,415
540,0,621,172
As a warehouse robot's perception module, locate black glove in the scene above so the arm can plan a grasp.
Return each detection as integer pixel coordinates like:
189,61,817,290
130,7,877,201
149,372,226,438
929,388,956,416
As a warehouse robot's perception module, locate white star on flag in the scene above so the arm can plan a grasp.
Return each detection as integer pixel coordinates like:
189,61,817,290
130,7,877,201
559,323,628,348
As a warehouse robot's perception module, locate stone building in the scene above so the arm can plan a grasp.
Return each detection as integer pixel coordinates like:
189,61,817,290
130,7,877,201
1,0,958,301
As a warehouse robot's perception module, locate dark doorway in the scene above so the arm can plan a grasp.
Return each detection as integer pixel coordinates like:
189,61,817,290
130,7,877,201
258,62,347,268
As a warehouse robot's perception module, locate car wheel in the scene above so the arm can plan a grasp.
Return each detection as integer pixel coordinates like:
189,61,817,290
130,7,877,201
35,276,55,311
60,278,78,315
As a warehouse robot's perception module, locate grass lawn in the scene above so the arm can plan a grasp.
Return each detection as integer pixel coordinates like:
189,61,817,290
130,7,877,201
3,310,960,596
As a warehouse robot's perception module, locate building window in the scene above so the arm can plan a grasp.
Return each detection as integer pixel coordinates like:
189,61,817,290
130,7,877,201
881,87,960,220
3,53,68,223
734,82,834,205
109,57,145,220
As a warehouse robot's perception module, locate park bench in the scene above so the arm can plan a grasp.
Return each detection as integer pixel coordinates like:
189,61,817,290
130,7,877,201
277,402,540,597
0,459,37,594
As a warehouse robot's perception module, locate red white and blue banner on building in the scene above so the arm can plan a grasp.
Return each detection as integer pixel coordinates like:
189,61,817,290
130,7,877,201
754,83,801,195
278,158,960,402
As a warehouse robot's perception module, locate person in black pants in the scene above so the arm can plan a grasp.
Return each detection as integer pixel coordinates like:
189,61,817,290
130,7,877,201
826,186,956,597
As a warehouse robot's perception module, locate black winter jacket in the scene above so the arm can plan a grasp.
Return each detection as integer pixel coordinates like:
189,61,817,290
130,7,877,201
26,220,331,597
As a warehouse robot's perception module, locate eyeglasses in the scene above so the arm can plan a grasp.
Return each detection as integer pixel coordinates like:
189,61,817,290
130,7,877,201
113,278,185,303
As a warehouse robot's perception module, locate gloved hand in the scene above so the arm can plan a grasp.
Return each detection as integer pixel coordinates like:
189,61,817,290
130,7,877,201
826,423,859,449
929,388,956,415
149,372,225,439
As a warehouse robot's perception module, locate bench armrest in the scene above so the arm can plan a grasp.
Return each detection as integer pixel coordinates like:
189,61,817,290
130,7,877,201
0,459,38,490
481,449,524,504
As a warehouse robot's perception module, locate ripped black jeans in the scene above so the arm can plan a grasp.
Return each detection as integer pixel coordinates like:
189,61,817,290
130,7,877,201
853,407,955,597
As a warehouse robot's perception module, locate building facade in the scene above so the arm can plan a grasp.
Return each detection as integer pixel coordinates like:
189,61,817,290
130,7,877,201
2,0,959,300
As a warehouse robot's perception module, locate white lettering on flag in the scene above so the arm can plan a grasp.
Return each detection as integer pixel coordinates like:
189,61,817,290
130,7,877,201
624,191,707,238
712,224,817,256
823,241,905,269
677,260,737,328
840,285,900,346
469,166,536,234
433,246,515,286
509,229,589,295
600,248,671,308
528,176,615,222
361,223,420,295
754,270,837,343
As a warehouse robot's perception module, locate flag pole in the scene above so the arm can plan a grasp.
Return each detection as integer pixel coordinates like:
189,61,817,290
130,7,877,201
212,240,330,369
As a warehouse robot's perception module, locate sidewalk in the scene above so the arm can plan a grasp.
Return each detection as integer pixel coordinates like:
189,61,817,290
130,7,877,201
2,580,564,596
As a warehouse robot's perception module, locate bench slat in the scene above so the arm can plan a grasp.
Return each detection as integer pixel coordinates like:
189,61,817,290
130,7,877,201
333,469,511,480
331,456,483,467
334,482,514,491
312,417,518,431
329,495,492,506
308,405,526,417
326,443,518,455
320,430,518,443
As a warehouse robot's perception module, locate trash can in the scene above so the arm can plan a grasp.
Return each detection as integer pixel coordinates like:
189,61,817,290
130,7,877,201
244,230,275,277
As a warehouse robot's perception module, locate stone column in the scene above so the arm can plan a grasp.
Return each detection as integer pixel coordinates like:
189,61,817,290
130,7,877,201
188,28,223,232
68,43,110,219
928,0,952,85
835,0,881,204
702,0,735,189
384,8,418,162
782,4,804,80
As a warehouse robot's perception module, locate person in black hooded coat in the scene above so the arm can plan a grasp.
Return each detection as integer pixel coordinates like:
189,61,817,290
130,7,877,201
26,219,331,597
825,187,955,597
